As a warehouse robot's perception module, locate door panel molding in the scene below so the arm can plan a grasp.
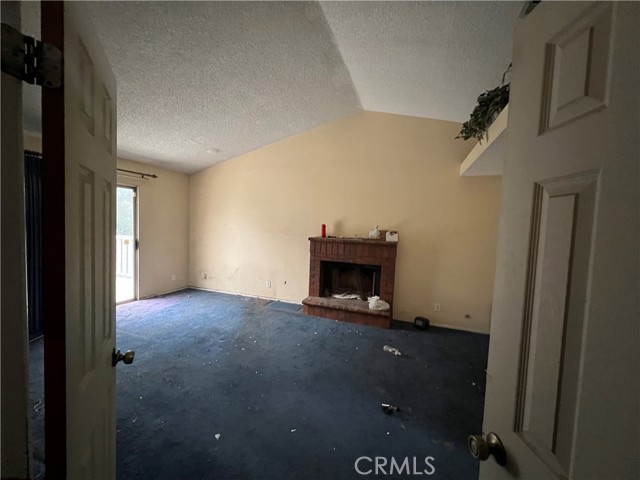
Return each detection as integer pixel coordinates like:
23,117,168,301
540,2,615,133
514,170,600,477
79,166,96,380
102,184,114,344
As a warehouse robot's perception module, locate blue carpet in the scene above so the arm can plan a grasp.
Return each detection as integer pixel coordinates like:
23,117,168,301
265,300,303,313
30,288,489,479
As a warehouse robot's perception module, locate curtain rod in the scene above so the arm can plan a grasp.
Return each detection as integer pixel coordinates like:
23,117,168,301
22,153,156,179
25,149,43,158
117,168,158,180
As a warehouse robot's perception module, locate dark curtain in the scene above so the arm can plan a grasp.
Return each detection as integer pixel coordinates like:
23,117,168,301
25,150,43,340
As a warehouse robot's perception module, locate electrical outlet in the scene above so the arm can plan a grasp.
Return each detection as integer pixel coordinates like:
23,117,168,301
171,274,176,281
434,303,441,312
265,280,271,288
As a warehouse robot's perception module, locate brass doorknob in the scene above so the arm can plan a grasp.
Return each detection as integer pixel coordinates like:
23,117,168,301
112,348,135,366
468,432,507,466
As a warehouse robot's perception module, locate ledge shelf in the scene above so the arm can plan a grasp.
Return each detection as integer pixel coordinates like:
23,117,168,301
459,104,508,177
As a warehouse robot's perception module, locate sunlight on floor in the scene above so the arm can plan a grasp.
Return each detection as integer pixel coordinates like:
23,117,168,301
116,274,134,303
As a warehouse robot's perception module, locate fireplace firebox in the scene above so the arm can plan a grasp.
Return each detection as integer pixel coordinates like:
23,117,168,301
322,261,381,300
303,237,397,328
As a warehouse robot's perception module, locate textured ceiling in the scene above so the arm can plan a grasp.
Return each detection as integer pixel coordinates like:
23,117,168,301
21,1,522,174
320,1,522,122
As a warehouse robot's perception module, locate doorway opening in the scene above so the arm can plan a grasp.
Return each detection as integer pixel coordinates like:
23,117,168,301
116,185,137,303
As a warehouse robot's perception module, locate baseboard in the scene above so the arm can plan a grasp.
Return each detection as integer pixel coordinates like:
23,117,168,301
139,286,189,299
188,287,489,334
188,286,301,306
429,322,489,335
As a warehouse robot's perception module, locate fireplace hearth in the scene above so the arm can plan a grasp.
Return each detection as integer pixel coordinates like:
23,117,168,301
303,237,397,328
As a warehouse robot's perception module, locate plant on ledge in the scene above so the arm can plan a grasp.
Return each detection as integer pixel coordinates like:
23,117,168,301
456,64,511,143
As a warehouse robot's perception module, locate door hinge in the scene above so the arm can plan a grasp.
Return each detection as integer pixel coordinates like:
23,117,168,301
1,23,61,88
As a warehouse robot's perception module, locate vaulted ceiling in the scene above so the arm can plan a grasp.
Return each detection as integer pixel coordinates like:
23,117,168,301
22,1,522,173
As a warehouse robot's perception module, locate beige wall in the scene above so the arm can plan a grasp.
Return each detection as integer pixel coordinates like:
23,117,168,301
24,135,189,299
117,159,189,298
189,111,501,333
23,131,42,151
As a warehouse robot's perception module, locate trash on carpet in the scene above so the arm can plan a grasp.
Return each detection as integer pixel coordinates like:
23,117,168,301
414,316,430,330
383,345,402,356
381,403,399,415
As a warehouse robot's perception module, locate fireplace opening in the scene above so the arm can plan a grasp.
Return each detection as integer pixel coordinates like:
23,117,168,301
321,261,381,301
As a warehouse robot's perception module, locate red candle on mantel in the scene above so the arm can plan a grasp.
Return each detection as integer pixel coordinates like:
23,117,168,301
321,224,327,238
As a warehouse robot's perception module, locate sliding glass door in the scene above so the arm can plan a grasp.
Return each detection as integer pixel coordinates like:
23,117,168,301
116,185,137,303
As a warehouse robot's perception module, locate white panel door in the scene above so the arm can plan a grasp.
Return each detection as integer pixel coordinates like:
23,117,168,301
42,2,117,478
479,2,639,479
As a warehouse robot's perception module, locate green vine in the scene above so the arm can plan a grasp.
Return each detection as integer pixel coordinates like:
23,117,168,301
456,64,511,143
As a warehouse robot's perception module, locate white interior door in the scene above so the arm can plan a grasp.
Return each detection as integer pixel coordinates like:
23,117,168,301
479,2,639,479
42,2,117,478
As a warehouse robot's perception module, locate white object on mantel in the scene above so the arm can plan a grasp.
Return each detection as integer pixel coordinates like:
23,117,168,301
386,231,398,242
369,226,381,239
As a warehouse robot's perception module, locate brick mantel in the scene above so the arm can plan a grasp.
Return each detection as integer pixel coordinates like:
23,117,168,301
303,237,398,328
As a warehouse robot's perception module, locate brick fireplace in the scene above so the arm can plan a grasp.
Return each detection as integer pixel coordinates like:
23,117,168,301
302,237,397,328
